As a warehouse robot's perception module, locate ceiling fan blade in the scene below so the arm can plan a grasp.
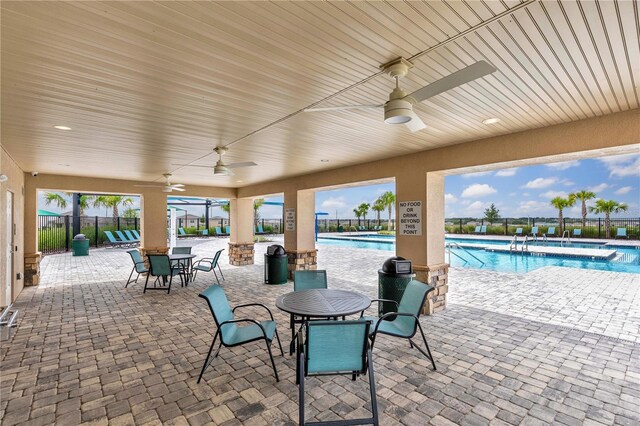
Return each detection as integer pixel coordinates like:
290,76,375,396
408,61,496,103
133,184,163,188
170,183,185,187
172,164,212,169
171,187,186,192
304,104,383,113
404,112,427,132
227,161,257,169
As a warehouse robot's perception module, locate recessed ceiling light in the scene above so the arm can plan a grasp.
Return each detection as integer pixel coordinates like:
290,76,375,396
482,118,500,125
236,180,243,183
53,125,72,130
320,159,329,163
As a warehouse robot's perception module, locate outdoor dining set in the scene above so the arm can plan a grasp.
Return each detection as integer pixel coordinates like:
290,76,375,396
122,247,437,425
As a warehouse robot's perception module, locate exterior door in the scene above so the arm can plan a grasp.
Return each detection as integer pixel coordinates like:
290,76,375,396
6,190,13,304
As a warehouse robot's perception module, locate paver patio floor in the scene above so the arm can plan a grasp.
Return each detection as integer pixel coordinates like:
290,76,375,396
1,238,638,425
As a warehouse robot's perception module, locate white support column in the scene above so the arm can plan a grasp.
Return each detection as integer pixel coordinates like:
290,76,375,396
283,189,317,279
228,198,255,265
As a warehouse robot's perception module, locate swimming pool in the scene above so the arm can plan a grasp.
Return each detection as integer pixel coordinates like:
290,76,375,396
317,235,640,274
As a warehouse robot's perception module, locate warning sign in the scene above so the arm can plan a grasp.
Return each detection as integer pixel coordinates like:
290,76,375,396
285,208,296,231
398,201,422,236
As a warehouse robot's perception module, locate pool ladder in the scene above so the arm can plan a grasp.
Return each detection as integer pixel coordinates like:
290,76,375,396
509,235,530,255
446,242,485,266
560,230,571,247
0,304,18,341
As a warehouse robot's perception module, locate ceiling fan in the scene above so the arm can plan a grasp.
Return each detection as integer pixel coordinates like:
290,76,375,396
304,58,497,132
134,173,186,193
175,147,257,176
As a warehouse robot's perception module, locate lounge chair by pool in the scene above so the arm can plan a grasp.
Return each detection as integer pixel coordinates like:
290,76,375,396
131,230,141,239
473,226,481,234
479,225,487,235
573,229,582,238
545,227,556,237
530,226,539,237
124,230,139,243
225,226,231,234
115,230,136,247
616,228,628,239
514,227,523,236
104,230,128,247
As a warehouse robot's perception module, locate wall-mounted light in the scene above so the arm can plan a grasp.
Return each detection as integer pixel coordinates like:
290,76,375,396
0,174,8,182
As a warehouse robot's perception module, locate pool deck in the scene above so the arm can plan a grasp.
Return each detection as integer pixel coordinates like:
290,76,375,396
1,237,639,425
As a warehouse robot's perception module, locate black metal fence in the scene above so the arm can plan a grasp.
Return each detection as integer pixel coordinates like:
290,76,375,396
316,219,395,232
444,217,640,239
174,218,284,235
38,215,139,255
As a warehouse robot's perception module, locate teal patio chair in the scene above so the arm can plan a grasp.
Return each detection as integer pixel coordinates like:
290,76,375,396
361,280,437,371
616,228,628,239
479,225,487,234
545,227,556,237
473,226,481,234
530,226,539,238
197,285,283,383
256,225,266,235
131,230,141,240
514,227,523,236
171,246,193,276
225,225,231,234
144,254,184,294
178,227,188,237
296,320,378,426
104,230,128,247
125,249,148,287
124,230,139,243
573,229,582,238
193,249,225,284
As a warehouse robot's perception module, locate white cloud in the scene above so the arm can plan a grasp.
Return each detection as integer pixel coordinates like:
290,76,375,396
445,193,458,203
615,186,633,195
539,190,568,199
546,160,580,170
461,171,492,178
523,177,557,189
518,200,551,214
495,168,518,177
461,184,497,198
464,201,486,215
598,153,640,178
587,183,609,193
562,180,575,187
320,197,346,210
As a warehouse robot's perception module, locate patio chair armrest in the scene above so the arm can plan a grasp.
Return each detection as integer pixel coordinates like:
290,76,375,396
232,303,275,321
373,312,420,335
134,261,146,268
219,318,268,338
359,298,398,317
193,259,213,267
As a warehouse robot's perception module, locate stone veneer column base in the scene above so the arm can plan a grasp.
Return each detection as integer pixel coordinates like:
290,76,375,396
286,249,317,279
228,242,254,266
414,263,450,315
24,252,42,286
140,247,169,268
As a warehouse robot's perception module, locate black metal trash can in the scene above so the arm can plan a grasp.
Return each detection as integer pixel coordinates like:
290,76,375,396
264,245,288,285
72,234,90,256
378,256,415,316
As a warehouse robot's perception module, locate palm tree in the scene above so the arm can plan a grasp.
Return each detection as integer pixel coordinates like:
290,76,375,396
372,200,385,224
550,195,576,235
253,198,265,226
379,191,396,231
220,202,230,226
589,199,628,238
358,202,370,224
571,190,596,228
43,192,93,216
353,207,362,226
93,196,134,222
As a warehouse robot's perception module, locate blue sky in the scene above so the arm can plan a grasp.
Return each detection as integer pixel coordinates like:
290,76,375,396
39,152,639,219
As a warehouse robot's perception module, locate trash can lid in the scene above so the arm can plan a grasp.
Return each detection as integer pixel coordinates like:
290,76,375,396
381,256,412,274
73,234,86,240
267,245,286,256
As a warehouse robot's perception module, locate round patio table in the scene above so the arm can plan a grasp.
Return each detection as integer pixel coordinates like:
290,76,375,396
276,289,371,354
168,253,196,283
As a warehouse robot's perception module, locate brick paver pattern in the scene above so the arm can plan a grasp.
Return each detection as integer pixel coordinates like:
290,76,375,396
1,237,639,425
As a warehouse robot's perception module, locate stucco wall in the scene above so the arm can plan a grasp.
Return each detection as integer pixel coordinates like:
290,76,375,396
0,146,26,305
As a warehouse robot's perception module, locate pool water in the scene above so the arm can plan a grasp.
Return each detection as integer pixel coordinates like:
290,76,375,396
317,236,640,274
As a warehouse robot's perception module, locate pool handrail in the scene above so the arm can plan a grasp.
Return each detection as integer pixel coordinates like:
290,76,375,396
445,242,485,266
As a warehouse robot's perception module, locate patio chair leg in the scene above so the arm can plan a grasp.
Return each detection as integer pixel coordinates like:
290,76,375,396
415,322,437,371
213,269,220,285
126,267,135,287
274,330,284,356
143,274,150,293
167,275,173,294
298,354,305,425
217,264,225,281
367,349,379,426
197,331,219,384
265,338,279,382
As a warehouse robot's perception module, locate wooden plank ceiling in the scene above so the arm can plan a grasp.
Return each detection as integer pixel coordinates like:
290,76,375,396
1,1,638,187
